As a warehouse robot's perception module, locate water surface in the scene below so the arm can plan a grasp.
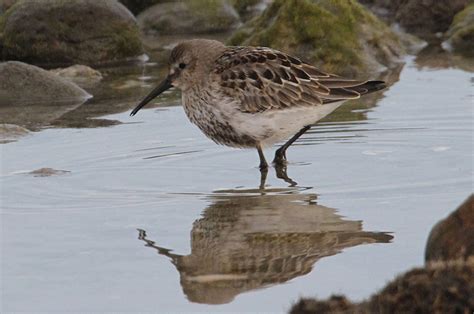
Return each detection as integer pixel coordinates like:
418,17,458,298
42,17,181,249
1,55,473,312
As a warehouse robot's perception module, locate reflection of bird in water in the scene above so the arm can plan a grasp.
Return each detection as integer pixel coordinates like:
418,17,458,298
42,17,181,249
138,191,393,305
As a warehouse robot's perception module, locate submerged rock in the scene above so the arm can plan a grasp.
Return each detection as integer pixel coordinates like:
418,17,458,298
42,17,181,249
228,0,404,77
425,194,474,263
28,168,71,177
50,65,103,88
138,0,240,36
445,4,474,57
0,61,91,104
0,0,143,66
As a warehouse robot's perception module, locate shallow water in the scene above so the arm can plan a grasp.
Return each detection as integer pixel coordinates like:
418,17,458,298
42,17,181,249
1,54,473,312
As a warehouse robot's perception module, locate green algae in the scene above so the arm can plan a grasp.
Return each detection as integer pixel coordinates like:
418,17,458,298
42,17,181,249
228,0,403,76
447,3,474,57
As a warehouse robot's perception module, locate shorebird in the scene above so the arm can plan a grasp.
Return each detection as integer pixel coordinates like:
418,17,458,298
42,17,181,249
131,39,385,170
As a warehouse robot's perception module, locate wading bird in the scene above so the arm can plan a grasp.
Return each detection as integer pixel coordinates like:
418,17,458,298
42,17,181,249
131,39,385,170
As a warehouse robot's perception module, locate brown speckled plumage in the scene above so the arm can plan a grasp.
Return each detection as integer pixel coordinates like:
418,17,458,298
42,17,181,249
213,46,380,113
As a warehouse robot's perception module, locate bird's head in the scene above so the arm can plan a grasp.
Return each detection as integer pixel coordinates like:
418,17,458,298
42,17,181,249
130,39,226,116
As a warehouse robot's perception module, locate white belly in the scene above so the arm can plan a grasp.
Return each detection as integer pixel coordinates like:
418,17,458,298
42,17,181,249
228,102,344,147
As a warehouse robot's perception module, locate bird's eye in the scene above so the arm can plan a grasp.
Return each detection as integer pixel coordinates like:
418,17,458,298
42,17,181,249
179,63,186,69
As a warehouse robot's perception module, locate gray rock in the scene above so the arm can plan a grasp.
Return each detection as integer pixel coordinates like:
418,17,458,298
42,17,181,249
0,61,91,103
0,0,143,66
0,62,90,129
138,0,240,36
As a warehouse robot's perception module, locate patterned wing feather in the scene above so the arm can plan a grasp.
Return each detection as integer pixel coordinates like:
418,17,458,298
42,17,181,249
213,47,370,113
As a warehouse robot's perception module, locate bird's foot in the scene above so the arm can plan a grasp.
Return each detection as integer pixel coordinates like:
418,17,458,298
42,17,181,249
275,163,297,186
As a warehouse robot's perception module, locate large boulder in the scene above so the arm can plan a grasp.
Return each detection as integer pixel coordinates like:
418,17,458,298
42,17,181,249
425,194,474,263
228,0,403,77
138,0,240,36
0,0,143,66
359,0,469,42
445,4,474,57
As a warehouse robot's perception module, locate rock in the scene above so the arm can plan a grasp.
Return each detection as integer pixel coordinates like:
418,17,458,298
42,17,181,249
0,0,143,66
0,61,91,104
138,0,240,36
50,65,103,88
118,0,161,15
359,0,469,42
425,194,474,263
445,4,474,57
228,0,404,77
0,123,29,143
394,0,468,41
290,260,474,314
367,260,474,314
290,295,355,314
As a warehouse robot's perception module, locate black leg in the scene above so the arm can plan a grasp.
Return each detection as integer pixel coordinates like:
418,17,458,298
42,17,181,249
257,144,268,170
259,166,268,190
273,125,311,165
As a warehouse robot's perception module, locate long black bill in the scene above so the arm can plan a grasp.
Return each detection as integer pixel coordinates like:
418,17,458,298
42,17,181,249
130,77,173,116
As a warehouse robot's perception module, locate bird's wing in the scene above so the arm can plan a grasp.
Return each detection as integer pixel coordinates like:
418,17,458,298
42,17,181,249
213,47,368,113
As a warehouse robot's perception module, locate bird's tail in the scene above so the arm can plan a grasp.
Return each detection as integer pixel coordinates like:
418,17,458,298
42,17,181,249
348,80,387,95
